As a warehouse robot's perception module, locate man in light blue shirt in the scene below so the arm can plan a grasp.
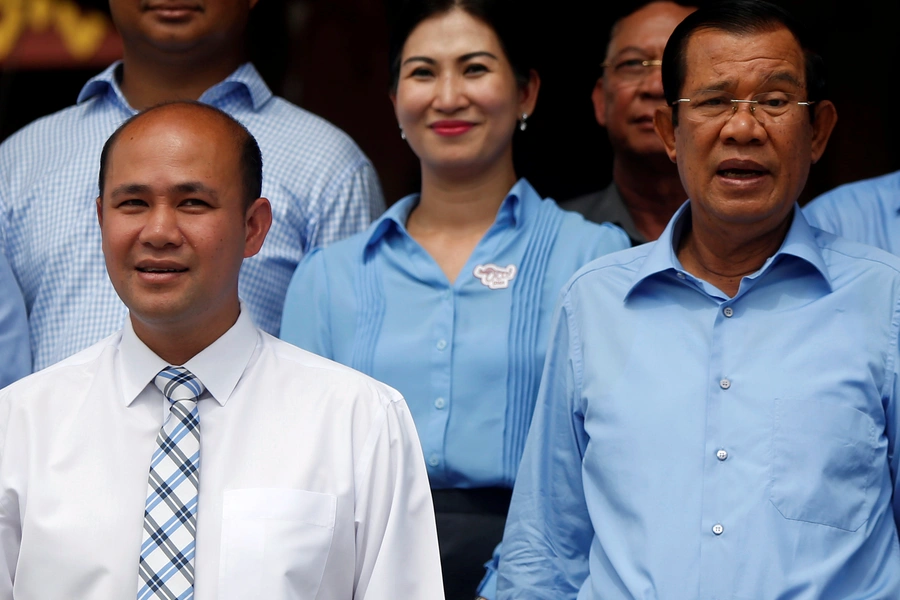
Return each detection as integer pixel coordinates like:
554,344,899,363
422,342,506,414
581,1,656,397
498,2,900,598
804,170,900,254
0,252,29,387
0,0,383,371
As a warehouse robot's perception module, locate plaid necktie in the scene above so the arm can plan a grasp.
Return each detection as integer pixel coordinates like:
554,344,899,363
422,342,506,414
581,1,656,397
137,366,205,600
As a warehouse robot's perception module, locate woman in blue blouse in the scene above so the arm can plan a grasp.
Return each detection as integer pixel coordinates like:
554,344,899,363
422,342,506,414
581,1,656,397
280,0,630,597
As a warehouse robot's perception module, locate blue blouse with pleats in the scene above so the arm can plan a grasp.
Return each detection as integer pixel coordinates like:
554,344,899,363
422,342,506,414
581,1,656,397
280,178,630,489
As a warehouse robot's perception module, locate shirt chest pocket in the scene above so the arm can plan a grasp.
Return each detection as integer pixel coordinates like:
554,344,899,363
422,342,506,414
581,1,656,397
769,398,879,531
219,488,337,600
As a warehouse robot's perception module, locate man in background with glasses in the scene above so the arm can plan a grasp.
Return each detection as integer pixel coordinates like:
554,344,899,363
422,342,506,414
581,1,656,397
560,1,694,244
497,1,900,598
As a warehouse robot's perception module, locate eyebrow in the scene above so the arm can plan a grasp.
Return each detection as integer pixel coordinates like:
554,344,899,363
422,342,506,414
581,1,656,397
401,51,499,67
109,182,218,199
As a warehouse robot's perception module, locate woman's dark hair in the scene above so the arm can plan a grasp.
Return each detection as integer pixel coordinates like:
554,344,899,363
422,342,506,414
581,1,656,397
661,0,826,123
387,0,533,92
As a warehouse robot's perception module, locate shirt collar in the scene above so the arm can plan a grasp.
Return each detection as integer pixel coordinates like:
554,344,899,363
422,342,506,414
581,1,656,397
118,304,259,407
361,177,536,256
77,61,273,111
627,200,832,298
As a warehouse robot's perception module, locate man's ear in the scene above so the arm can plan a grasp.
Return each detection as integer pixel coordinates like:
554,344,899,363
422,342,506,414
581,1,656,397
243,197,272,258
96,196,103,227
654,105,678,163
591,78,607,128
810,100,837,165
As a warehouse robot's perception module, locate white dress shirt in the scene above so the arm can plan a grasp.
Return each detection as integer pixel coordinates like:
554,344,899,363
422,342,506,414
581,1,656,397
0,308,443,600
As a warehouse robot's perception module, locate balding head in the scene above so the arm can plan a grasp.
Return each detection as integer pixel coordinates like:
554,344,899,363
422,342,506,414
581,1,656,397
99,101,262,210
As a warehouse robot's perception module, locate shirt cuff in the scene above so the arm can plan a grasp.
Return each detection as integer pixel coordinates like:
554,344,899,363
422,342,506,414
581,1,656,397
477,555,498,600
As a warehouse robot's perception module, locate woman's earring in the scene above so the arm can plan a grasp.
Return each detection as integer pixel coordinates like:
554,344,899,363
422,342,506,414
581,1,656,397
519,113,529,132
400,127,407,140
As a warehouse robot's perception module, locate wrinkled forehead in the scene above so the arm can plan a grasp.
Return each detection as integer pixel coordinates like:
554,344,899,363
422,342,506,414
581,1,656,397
681,26,806,94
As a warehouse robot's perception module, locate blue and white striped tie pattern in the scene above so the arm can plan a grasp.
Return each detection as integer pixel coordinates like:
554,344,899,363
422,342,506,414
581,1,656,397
138,366,205,600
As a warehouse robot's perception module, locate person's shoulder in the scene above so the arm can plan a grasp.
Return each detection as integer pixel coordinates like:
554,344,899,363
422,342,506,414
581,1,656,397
553,201,630,241
259,333,404,408
814,226,900,277
0,101,94,157
805,171,900,225
561,243,651,297
812,170,900,206
301,227,373,269
0,333,120,405
249,95,371,162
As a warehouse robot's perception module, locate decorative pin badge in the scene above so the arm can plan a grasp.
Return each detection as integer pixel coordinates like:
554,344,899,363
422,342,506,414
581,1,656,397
473,264,517,289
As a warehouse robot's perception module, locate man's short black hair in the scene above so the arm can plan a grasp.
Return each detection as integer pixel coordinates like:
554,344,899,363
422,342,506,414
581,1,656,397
661,0,826,123
98,101,263,210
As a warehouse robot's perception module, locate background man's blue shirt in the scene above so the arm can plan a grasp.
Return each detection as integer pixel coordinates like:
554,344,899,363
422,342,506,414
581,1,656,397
499,203,900,599
804,170,900,254
0,61,384,371
0,251,29,387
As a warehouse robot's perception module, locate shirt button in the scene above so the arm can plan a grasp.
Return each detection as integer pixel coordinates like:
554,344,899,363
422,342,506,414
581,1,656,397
428,455,440,467
719,378,731,390
712,523,724,535
434,397,446,409
716,449,728,461
723,307,734,317
436,339,447,351
676,272,686,280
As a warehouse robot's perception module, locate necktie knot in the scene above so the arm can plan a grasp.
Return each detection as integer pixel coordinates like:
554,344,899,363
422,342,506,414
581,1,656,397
154,366,205,405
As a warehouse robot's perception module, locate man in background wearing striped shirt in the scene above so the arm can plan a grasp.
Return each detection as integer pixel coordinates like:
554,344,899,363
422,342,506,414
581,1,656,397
0,0,384,371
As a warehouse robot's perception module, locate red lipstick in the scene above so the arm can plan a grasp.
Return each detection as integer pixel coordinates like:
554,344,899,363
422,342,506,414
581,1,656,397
430,120,474,136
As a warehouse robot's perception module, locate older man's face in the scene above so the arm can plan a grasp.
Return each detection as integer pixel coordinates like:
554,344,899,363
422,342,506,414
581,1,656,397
593,2,695,160
656,26,835,232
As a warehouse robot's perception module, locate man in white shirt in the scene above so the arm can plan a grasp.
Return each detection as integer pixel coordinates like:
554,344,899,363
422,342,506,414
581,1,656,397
0,102,443,600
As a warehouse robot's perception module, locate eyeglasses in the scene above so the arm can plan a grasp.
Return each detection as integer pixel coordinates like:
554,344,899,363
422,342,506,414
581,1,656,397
601,57,663,82
673,91,815,124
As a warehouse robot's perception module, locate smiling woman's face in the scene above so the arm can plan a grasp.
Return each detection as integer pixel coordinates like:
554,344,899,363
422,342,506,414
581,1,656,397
392,7,536,181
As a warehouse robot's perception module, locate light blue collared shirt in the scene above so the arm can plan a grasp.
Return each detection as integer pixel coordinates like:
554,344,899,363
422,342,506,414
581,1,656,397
498,202,900,599
281,179,630,598
0,61,384,371
804,170,900,254
0,251,29,387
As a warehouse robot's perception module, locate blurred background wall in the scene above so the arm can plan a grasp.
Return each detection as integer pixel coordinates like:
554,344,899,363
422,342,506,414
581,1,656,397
1,0,897,205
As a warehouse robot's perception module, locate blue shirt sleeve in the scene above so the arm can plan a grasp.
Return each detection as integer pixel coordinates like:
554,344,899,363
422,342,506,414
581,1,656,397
497,292,593,599
307,161,385,251
887,295,900,534
0,253,30,386
279,249,334,358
